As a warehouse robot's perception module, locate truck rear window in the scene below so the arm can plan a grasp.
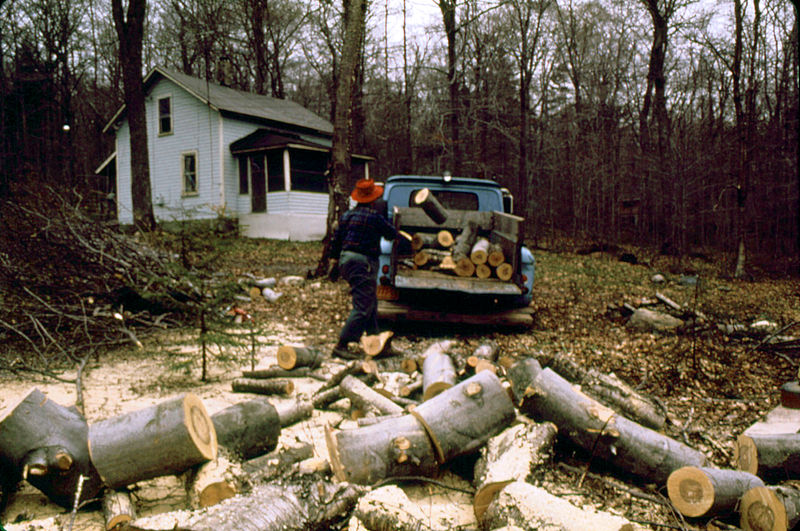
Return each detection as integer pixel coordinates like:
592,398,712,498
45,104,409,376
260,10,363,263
409,189,479,211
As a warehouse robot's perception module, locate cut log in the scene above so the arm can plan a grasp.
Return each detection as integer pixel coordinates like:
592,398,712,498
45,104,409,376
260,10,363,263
475,263,492,279
353,485,434,531
184,455,241,509
414,188,449,224
473,422,558,521
437,230,454,248
231,378,294,396
411,232,436,251
0,388,103,507
422,341,457,401
470,238,491,265
495,263,513,281
482,481,640,531
315,359,367,394
453,218,479,277
241,366,310,379
340,375,404,415
276,345,322,370
547,355,666,430
242,441,314,483
666,466,765,518
361,330,394,358
507,358,544,406
740,485,800,531
487,243,505,267
313,387,344,410
274,399,314,428
513,367,707,484
735,434,800,481
88,393,217,489
211,398,280,460
102,488,136,530
400,376,423,397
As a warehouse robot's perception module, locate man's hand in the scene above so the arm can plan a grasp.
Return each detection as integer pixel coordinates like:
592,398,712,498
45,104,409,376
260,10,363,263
327,259,340,281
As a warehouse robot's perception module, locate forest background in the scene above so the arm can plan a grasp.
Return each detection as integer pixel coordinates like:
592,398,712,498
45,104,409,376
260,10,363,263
0,0,797,274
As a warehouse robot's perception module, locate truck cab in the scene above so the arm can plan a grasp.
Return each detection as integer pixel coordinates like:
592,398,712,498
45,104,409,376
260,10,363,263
376,175,535,324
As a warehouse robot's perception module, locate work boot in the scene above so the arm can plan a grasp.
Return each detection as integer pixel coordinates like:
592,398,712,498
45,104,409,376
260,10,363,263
331,343,361,360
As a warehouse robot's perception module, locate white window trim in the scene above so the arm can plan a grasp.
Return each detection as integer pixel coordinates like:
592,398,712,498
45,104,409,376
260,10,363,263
157,95,173,136
182,150,199,196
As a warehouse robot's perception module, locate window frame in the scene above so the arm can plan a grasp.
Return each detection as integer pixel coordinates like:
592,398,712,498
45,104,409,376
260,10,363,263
181,151,199,196
238,157,249,195
157,95,173,136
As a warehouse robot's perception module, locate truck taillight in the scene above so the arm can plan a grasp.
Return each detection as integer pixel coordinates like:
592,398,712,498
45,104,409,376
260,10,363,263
521,274,528,283
382,265,389,274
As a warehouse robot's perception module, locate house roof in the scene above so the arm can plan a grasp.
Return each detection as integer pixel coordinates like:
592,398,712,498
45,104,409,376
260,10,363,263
230,128,373,160
102,66,333,135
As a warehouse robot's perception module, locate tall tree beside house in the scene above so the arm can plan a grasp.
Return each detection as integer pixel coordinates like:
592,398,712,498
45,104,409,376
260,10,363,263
112,0,156,231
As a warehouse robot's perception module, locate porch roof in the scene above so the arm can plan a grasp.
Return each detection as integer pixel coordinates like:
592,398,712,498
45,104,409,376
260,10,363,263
230,128,373,161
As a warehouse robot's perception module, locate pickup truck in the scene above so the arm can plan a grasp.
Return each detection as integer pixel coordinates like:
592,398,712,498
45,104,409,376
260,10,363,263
376,175,535,325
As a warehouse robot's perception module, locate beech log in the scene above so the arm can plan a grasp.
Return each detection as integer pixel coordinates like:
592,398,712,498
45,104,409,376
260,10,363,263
274,399,314,427
735,433,800,481
0,388,103,507
340,375,405,416
514,367,707,484
422,341,457,401
276,345,322,370
354,485,434,531
211,398,280,460
437,230,455,248
184,456,241,509
242,442,313,483
475,263,492,279
453,219,479,277
315,359,367,394
414,188,449,224
666,466,764,517
313,387,344,410
88,393,217,489
240,366,309,379
231,378,294,396
470,238,491,264
411,232,436,251
487,243,505,267
740,485,800,531
361,330,394,358
102,488,136,530
473,422,558,521
495,263,513,281
482,481,639,531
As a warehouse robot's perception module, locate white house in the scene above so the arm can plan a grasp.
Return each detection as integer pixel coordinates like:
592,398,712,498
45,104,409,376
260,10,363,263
97,66,371,240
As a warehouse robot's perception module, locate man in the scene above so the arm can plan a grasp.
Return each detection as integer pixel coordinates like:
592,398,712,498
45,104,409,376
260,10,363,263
329,179,398,359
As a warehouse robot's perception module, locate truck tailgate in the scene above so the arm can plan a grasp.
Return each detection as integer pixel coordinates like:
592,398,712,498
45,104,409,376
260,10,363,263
395,271,522,295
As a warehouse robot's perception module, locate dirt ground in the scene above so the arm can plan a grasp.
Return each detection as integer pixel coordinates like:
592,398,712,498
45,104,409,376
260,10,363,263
1,240,799,530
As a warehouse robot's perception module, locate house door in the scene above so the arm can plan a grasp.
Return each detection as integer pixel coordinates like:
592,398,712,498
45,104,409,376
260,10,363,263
250,155,266,213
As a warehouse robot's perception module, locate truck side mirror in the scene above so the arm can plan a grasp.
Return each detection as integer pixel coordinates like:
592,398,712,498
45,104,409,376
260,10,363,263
502,189,513,214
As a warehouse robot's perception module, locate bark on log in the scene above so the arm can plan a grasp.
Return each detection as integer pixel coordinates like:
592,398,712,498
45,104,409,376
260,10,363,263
340,375,405,416
507,358,543,406
0,388,103,507
184,456,241,509
482,481,640,531
88,393,217,489
514,367,707,484
453,219,479,277
242,442,314,483
353,485,434,531
422,346,457,401
740,485,800,531
666,466,764,518
231,378,294,396
274,399,314,428
473,422,558,521
735,433,800,481
547,355,666,430
241,366,310,379
276,345,322,370
128,481,364,531
103,488,136,530
315,359,368,394
414,188,449,224
313,388,344,410
470,238,490,265
211,398,280,460
487,243,505,267
495,263,513,281
411,232,436,251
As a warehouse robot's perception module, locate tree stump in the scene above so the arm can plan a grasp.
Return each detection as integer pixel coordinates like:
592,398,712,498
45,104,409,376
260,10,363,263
0,388,103,508
414,188,449,224
667,466,765,517
88,393,217,489
740,485,800,531
211,398,281,460
276,345,322,370
735,433,800,481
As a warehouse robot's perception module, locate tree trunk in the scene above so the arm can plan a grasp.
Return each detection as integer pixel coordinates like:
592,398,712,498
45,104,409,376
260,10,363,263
88,393,217,489
0,388,103,508
211,398,281,460
735,433,800,481
514,366,707,484
740,485,800,531
666,466,764,518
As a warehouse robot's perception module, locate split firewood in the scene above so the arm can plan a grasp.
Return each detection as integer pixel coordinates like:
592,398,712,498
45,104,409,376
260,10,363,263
495,263,513,281
340,375,404,416
240,366,310,379
511,365,707,484
453,218,479,277
361,330,394,358
274,399,314,428
184,455,242,509
487,243,505,267
242,442,314,483
437,255,456,271
422,341,457,400
735,433,800,481
414,188,449,224
127,481,364,531
473,422,558,521
88,393,217,489
667,466,764,518
740,485,800,531
0,388,103,507
470,238,490,265
546,355,666,430
211,398,280,460
276,345,322,370
102,488,136,530
353,485,434,531
482,481,642,531
231,378,294,396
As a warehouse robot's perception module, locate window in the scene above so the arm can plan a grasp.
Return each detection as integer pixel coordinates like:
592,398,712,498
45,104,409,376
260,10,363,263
182,152,198,195
267,151,285,192
290,151,328,193
158,97,172,135
409,189,478,210
238,157,248,194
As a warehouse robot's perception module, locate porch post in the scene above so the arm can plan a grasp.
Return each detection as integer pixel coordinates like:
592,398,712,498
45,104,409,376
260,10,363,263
282,149,291,191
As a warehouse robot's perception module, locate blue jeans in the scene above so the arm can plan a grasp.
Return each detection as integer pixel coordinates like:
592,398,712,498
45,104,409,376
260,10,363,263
338,251,379,344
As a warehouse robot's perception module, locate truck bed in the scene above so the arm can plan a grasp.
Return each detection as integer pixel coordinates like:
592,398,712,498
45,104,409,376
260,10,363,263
394,269,522,295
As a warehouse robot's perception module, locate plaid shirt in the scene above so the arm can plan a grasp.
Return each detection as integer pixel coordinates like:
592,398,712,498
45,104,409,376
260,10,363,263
331,204,398,259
